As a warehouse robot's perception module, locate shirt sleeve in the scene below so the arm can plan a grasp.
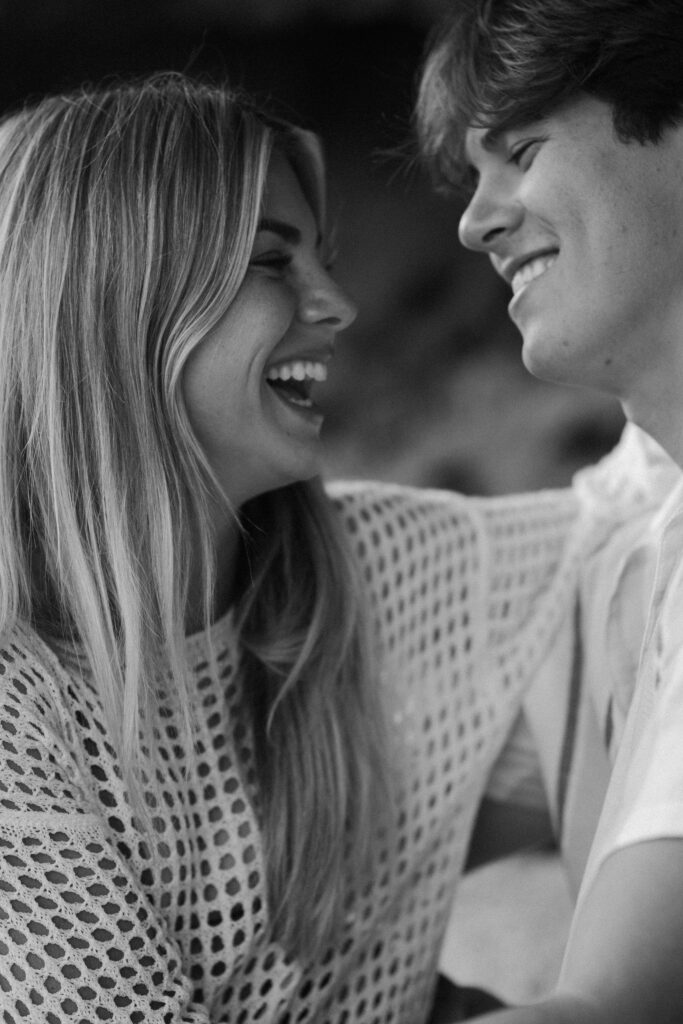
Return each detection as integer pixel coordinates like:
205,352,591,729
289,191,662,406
614,655,683,852
571,617,683,918
596,550,683,863
473,486,582,698
481,424,681,819
0,651,215,1022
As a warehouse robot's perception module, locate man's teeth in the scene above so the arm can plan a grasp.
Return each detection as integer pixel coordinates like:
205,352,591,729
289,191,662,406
266,360,327,384
512,254,557,295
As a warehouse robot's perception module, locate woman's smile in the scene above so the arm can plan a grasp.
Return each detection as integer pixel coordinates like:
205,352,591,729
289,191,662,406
181,151,356,508
264,351,332,419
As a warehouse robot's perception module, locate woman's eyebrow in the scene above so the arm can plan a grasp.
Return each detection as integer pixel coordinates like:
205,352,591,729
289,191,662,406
257,218,301,243
257,217,323,248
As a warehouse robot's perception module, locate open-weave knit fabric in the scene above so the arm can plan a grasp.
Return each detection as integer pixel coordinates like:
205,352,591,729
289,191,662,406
0,467,640,1023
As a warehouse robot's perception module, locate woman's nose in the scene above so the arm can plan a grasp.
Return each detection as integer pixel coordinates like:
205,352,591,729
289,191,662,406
458,182,524,253
298,271,358,331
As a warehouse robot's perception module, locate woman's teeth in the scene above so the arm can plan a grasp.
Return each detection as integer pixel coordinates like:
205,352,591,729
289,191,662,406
512,254,557,295
266,360,327,384
265,360,328,409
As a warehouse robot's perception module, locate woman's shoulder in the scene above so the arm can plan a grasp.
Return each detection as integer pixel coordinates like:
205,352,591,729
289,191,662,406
0,622,95,814
0,622,66,713
0,622,92,763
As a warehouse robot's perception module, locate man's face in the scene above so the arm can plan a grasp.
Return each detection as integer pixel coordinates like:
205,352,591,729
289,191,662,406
459,94,683,407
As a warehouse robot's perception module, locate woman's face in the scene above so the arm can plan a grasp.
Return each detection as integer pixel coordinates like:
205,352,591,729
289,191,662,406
182,150,357,508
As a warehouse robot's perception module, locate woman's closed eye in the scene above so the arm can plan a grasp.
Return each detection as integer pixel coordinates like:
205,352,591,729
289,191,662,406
249,249,293,276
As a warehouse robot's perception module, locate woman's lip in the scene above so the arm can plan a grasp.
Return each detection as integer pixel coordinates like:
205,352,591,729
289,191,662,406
265,343,334,373
265,377,324,426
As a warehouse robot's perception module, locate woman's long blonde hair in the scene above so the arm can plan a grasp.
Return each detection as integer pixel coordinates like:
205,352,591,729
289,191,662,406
0,74,394,959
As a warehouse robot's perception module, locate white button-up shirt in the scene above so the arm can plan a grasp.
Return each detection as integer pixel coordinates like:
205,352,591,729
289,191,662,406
488,423,683,899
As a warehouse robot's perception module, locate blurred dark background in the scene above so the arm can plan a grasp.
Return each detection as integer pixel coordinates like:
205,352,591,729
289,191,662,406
0,0,624,494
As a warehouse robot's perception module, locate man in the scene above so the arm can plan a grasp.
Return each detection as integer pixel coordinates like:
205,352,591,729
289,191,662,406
417,1,683,1021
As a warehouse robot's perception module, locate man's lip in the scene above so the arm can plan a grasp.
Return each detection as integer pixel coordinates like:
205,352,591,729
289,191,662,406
495,249,560,287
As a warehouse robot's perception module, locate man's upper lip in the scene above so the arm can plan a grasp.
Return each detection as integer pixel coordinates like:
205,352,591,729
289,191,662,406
495,248,559,286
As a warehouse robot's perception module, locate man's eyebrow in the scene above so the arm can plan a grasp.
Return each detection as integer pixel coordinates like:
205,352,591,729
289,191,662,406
463,125,502,169
257,217,322,248
480,127,502,151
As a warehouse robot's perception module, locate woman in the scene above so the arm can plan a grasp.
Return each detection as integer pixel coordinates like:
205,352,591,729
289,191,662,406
0,73,662,1023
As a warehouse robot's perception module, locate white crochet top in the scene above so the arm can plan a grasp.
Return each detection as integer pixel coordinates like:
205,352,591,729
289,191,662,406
0,430,662,1023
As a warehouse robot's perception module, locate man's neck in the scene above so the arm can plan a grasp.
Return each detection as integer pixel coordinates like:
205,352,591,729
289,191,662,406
623,392,683,470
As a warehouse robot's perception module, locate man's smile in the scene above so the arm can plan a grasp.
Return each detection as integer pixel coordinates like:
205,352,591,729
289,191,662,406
511,253,558,295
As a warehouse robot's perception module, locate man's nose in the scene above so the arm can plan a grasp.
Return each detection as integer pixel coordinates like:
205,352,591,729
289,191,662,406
458,183,524,253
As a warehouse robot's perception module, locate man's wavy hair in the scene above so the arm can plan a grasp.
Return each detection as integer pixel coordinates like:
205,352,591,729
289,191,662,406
0,73,395,961
417,0,683,192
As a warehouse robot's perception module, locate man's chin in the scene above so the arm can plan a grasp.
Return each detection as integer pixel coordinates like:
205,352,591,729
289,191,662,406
520,333,573,386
